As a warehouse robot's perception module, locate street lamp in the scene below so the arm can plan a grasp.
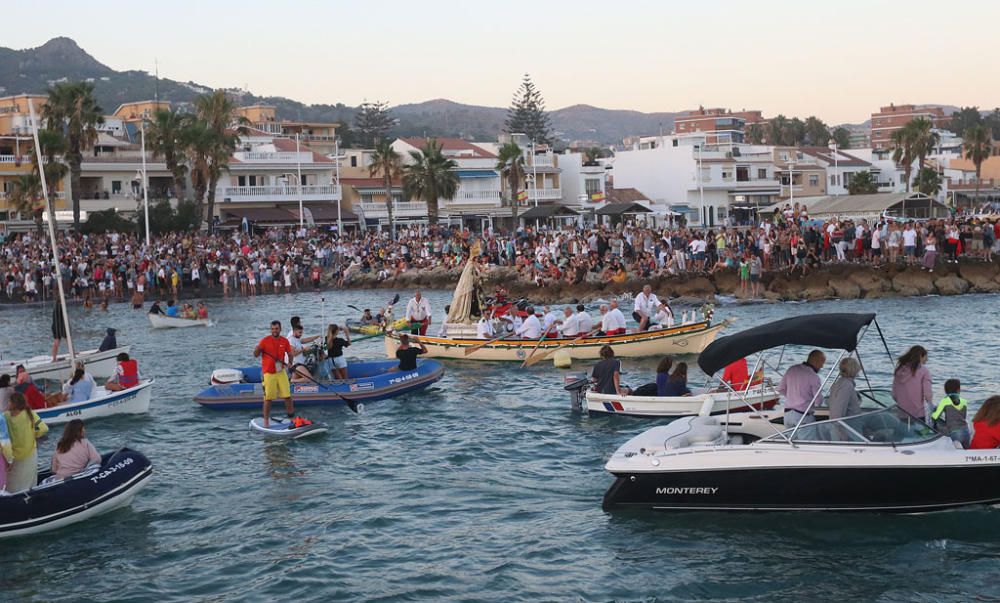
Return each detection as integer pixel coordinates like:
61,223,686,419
788,160,796,207
295,133,303,233
334,136,342,235
140,118,150,247
828,138,840,196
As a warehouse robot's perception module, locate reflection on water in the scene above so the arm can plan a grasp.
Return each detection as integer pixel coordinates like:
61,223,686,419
0,290,998,600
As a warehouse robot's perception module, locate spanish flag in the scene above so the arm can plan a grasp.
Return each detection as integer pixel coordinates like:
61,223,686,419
590,191,606,202
516,190,528,204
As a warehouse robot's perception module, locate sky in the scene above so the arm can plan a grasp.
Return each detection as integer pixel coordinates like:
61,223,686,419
5,0,999,124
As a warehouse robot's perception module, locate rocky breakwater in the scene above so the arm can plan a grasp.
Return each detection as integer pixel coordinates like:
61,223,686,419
335,261,1000,304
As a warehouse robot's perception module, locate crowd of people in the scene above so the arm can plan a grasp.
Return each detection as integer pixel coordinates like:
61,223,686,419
2,207,998,305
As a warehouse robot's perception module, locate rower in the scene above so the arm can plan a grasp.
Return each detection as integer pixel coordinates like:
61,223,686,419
476,315,496,339
558,307,579,337
602,301,627,336
516,306,542,339
406,290,432,336
541,305,561,338
360,309,376,326
632,285,661,331
575,304,593,334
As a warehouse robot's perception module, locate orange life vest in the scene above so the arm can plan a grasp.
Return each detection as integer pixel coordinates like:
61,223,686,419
118,359,139,388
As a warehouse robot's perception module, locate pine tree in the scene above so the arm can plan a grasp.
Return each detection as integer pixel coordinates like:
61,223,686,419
354,100,395,147
505,74,552,145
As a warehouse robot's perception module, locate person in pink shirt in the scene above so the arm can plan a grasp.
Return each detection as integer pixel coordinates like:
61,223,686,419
891,345,932,421
50,420,101,479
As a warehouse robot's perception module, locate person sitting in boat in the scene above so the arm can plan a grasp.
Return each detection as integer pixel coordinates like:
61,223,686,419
180,303,195,319
541,306,561,338
662,362,693,397
196,302,208,320
557,307,579,337
148,300,164,315
600,301,627,337
360,309,377,326
98,328,118,353
50,419,100,480
655,357,674,396
632,285,661,331
722,358,751,392
324,324,351,380
499,306,523,335
592,345,628,396
970,396,1000,449
394,334,427,371
476,315,496,339
931,379,970,448
287,323,319,383
164,300,179,318
652,302,674,329
58,368,95,405
826,357,862,420
575,304,593,334
13,366,48,410
515,307,542,339
779,350,826,427
105,353,139,392
406,290,432,336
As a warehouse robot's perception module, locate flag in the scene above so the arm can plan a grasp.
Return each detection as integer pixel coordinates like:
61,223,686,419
517,190,528,202
590,191,606,203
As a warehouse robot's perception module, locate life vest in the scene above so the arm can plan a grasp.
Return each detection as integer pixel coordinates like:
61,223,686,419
932,394,968,434
118,359,139,388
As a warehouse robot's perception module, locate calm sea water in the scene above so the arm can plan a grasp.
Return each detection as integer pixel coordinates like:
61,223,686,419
1,290,999,602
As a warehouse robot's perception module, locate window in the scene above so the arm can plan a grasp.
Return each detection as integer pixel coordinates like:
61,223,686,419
584,178,602,196
736,166,750,182
350,156,358,167
111,180,122,194
758,168,767,180
809,175,819,187
249,175,257,186
779,152,789,161
721,170,733,180
238,176,246,186
830,174,836,186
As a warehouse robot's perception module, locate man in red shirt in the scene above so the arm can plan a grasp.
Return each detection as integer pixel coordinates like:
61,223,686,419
253,320,294,426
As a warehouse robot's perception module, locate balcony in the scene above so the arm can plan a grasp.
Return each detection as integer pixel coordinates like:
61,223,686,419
359,200,427,217
219,184,341,203
949,178,999,191
528,187,562,201
0,155,33,165
454,189,502,204
233,151,315,164
529,154,555,168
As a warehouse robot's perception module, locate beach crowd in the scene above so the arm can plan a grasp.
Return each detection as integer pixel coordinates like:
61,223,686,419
1,202,998,303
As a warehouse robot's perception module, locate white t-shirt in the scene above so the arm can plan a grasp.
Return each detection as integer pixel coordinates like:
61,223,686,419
602,308,627,332
903,229,917,247
576,311,593,333
476,318,495,339
516,315,542,339
633,292,660,316
559,313,579,337
286,331,306,365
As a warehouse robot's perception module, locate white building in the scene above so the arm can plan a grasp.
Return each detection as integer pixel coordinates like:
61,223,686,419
556,151,607,209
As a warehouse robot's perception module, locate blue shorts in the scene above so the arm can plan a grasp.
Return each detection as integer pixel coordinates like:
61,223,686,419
904,245,916,256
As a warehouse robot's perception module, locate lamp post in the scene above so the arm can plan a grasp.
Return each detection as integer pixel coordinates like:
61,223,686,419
334,136,342,235
788,160,796,207
530,139,539,207
697,143,705,226
828,139,840,196
295,133,303,233
140,118,150,247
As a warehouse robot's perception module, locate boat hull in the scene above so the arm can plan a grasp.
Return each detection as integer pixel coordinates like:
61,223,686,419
194,360,444,409
602,464,1000,512
148,313,211,329
37,380,154,425
0,346,132,381
0,449,152,539
383,320,728,361
586,386,779,418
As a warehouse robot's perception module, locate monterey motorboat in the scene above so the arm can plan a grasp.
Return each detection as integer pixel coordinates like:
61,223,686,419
602,313,1000,512
0,448,152,539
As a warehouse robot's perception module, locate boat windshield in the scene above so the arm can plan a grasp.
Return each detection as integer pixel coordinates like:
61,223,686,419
764,407,941,445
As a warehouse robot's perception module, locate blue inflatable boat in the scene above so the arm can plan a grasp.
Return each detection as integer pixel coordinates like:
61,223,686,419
0,448,153,540
194,359,445,410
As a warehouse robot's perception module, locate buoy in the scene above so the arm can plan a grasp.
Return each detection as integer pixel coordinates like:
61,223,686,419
553,349,572,368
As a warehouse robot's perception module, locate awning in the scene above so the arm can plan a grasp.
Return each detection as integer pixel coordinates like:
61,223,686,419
455,170,498,179
294,204,358,223
697,313,877,376
519,205,580,219
670,204,693,213
595,202,653,216
220,208,298,222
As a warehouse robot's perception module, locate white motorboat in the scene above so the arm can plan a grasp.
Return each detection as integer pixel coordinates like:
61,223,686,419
36,379,154,425
148,313,211,329
0,346,131,381
602,313,1000,512
580,384,780,418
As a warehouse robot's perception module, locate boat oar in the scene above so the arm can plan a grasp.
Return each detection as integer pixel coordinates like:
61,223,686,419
259,350,360,414
523,327,601,368
519,330,550,368
464,330,514,356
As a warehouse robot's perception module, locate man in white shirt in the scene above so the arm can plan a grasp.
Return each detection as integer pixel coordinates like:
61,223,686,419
476,316,495,339
286,323,318,382
405,290,432,335
541,305,561,336
558,307,579,337
575,304,593,334
601,301,627,336
516,307,542,339
632,284,661,331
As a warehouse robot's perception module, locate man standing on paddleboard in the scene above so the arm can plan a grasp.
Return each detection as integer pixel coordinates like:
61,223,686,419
253,320,294,427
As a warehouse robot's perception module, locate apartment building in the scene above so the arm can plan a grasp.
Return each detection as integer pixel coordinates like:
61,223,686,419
870,103,949,150
0,94,65,219
798,147,876,195
673,107,766,145
237,105,340,155
557,151,607,208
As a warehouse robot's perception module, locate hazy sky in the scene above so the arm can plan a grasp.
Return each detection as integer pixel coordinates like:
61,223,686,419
6,0,998,124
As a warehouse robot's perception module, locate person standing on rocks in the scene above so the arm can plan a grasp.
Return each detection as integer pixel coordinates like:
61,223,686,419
749,254,762,299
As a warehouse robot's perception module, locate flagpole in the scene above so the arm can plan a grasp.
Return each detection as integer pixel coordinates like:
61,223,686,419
28,98,75,362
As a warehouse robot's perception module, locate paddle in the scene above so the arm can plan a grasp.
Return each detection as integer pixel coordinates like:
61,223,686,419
259,349,360,414
464,330,515,356
522,327,601,368
519,330,550,368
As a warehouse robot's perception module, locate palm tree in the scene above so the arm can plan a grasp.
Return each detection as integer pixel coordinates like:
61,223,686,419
147,108,192,201
583,147,602,166
846,170,878,195
402,139,459,226
194,91,248,231
909,117,940,173
496,142,525,225
43,82,103,228
368,139,404,237
745,122,765,145
963,124,992,207
7,173,44,233
891,125,916,192
184,120,213,213
914,167,942,197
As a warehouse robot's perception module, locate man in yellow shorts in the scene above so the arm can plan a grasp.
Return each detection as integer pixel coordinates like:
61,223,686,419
253,320,294,427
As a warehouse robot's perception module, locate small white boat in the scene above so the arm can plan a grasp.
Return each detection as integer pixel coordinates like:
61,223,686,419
582,384,780,418
0,346,131,381
148,313,211,329
36,380,154,425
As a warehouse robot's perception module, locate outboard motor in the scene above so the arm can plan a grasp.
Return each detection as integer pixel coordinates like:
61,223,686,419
563,373,590,412
211,368,244,385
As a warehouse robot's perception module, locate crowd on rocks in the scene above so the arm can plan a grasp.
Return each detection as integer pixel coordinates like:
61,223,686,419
1,204,998,304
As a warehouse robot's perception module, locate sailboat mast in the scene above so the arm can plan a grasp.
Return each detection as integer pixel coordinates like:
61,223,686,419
28,99,76,363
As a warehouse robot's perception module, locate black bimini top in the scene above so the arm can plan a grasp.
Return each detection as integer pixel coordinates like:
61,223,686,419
697,313,877,376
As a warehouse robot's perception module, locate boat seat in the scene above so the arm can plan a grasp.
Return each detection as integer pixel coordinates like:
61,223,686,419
690,416,719,427
687,425,725,444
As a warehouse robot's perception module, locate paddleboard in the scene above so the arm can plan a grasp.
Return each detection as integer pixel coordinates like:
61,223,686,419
249,417,328,439
0,415,11,463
